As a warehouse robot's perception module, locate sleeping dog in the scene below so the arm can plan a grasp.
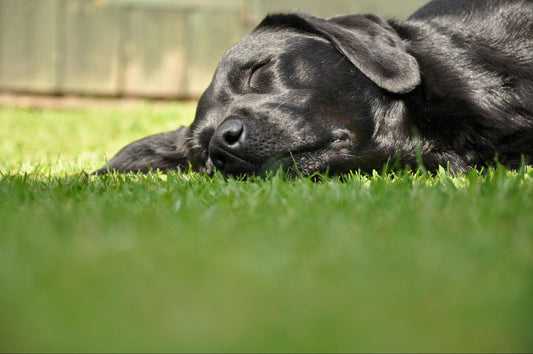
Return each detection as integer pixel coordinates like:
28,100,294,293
95,0,533,176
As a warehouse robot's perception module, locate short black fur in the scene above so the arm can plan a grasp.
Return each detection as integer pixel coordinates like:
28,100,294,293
95,0,533,176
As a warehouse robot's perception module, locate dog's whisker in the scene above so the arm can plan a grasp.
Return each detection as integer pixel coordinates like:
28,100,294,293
271,97,294,112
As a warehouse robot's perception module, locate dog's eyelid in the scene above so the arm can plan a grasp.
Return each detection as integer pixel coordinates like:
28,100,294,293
247,56,273,70
250,63,265,76
247,60,272,90
253,59,273,73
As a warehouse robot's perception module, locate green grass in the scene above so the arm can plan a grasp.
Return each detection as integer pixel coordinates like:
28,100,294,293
1,104,532,352
0,103,197,174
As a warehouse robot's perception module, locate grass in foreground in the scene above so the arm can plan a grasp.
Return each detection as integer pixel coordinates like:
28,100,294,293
0,105,532,352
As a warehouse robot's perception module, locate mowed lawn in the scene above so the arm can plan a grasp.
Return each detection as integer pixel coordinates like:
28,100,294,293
0,104,532,352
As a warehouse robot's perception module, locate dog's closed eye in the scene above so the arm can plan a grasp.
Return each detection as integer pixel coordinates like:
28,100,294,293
248,61,272,92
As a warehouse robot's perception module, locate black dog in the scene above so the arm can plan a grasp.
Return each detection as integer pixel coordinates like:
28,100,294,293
95,0,533,176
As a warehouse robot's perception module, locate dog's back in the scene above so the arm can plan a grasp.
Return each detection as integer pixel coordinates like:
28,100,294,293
387,0,533,169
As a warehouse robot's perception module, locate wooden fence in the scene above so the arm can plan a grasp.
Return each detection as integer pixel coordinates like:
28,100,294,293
0,0,426,98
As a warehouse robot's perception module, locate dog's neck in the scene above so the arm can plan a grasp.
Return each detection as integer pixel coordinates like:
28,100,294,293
382,18,533,170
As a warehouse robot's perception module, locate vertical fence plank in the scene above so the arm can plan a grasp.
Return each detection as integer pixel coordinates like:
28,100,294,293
61,0,121,95
0,0,58,92
122,8,187,98
185,10,243,96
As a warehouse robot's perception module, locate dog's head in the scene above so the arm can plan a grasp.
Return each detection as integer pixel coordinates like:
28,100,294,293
96,12,420,177
188,13,420,176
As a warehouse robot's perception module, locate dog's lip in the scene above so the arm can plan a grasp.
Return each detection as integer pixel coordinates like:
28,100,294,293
208,144,260,175
202,129,355,175
209,145,257,166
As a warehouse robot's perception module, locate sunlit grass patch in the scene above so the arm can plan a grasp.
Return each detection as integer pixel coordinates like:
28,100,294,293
0,103,195,174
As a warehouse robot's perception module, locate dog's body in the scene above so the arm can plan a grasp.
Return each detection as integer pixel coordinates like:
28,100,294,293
96,0,533,176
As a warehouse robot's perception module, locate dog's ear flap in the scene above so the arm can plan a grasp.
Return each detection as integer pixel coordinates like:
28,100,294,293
318,14,420,93
316,14,421,94
261,13,420,94
93,126,191,174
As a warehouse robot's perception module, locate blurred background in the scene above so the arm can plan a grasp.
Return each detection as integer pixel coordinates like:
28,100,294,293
0,0,428,100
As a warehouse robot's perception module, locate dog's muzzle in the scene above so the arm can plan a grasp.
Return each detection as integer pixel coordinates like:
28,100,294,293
208,116,258,176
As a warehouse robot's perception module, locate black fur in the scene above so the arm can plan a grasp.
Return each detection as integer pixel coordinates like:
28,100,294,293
95,0,533,176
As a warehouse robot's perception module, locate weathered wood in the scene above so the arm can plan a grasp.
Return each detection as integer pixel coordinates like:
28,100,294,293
185,10,243,96
0,0,58,92
61,0,121,94
122,8,187,97
0,0,428,98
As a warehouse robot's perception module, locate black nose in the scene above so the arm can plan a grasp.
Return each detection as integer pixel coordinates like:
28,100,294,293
217,117,245,147
209,117,252,174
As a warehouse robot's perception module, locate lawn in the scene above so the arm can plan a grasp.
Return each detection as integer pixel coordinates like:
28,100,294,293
0,103,532,352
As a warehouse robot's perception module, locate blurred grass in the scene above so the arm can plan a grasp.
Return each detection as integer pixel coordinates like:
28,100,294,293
0,105,532,352
0,102,196,174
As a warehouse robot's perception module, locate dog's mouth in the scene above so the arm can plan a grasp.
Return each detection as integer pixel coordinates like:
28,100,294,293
207,144,259,176
198,128,355,177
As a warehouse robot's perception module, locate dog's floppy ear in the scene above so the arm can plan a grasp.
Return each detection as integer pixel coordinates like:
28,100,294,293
93,126,190,174
324,14,420,93
259,13,420,94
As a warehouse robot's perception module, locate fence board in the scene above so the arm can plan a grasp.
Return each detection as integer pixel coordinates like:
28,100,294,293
0,0,428,98
61,0,121,94
122,8,187,97
0,0,58,92
185,10,243,96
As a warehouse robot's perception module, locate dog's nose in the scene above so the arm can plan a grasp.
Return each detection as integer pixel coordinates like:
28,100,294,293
216,117,245,147
209,117,251,174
